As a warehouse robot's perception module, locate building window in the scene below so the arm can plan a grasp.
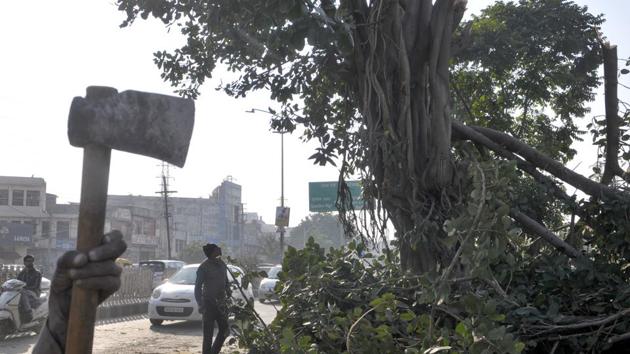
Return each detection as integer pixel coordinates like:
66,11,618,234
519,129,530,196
57,221,70,240
26,190,40,207
0,190,8,205
12,190,24,206
42,221,50,238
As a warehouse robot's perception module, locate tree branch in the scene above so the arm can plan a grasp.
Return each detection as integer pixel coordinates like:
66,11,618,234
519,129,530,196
470,125,623,200
510,209,582,259
601,42,624,185
530,308,630,333
452,121,580,208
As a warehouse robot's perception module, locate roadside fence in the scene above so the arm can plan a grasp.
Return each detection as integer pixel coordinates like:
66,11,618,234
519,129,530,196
2,264,155,322
97,267,153,321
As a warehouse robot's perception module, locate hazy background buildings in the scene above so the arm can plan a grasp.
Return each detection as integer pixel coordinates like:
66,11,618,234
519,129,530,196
0,175,286,275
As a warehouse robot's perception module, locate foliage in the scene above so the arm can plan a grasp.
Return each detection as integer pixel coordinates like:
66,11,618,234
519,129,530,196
453,0,603,162
257,232,283,263
236,239,630,353
288,213,345,250
181,241,206,263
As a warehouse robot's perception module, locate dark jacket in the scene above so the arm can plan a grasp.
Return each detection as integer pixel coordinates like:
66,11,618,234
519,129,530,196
17,267,42,296
194,258,230,304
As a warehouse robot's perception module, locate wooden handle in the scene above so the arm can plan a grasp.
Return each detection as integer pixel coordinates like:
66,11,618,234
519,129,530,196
66,145,111,354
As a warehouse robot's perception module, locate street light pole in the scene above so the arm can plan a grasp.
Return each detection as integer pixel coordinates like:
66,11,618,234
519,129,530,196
279,132,285,259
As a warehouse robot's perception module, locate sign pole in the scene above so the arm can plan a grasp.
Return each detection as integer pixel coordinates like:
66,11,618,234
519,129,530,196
279,132,285,259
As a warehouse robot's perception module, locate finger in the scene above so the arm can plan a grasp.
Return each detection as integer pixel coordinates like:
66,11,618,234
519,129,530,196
88,230,127,262
75,275,121,294
56,250,88,270
69,261,122,280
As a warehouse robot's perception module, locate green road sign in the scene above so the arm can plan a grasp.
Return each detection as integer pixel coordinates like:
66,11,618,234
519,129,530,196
309,181,363,212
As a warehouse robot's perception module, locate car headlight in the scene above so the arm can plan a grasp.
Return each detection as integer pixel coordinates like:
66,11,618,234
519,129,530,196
152,288,161,299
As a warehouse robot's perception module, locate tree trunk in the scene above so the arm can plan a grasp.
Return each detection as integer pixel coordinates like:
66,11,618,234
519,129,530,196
351,0,466,274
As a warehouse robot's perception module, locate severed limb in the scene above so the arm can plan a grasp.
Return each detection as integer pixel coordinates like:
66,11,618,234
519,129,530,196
510,209,582,259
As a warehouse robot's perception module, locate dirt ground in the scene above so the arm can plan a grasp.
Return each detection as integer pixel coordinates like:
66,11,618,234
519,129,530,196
0,302,278,354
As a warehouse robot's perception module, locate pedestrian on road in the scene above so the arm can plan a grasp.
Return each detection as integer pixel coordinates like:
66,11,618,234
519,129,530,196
17,254,42,323
32,230,127,354
195,243,231,354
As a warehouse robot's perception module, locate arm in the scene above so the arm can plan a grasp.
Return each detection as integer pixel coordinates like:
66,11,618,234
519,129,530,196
32,272,42,293
194,266,204,306
32,231,126,354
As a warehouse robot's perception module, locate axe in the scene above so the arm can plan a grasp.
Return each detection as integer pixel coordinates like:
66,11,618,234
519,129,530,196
66,86,194,353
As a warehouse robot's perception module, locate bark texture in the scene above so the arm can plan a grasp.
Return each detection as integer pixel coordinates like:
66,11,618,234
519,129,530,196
348,0,467,273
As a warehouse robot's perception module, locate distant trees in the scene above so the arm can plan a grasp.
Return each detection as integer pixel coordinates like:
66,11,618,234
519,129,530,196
288,213,344,250
181,241,206,263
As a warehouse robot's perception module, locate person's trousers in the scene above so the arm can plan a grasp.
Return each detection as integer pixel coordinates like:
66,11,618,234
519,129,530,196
19,290,38,322
202,301,229,354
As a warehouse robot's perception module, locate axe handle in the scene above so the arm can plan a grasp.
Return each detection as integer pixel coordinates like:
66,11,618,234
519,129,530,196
66,145,111,354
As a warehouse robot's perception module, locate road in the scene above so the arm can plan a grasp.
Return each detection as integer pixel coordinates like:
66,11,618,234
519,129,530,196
0,301,279,354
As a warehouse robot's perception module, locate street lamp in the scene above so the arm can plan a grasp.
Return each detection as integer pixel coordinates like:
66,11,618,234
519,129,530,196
279,131,285,257
246,108,289,260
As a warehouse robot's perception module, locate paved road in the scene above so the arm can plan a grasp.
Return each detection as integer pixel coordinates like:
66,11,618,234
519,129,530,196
0,301,279,354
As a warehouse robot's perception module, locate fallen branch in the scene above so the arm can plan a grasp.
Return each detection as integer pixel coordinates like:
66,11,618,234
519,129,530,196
510,209,582,259
452,121,577,206
608,331,630,346
471,125,622,201
529,308,630,333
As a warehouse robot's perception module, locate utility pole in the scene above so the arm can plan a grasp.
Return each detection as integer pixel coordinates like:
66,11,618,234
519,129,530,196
156,163,176,259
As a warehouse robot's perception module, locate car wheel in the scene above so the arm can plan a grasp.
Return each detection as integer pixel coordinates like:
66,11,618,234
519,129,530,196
258,298,265,303
150,319,163,326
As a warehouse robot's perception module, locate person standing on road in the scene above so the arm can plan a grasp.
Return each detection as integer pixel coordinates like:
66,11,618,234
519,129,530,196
195,243,231,354
17,254,42,323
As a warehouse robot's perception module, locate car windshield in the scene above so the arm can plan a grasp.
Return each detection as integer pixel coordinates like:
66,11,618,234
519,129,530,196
268,266,282,279
168,266,197,285
139,261,165,272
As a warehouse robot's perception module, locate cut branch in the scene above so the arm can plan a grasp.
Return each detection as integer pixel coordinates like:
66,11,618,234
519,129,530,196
601,42,624,185
510,209,582,259
530,308,630,333
452,121,579,209
470,125,623,200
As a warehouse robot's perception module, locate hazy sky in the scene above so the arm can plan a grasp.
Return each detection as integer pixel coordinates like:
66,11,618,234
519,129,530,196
1,1,628,226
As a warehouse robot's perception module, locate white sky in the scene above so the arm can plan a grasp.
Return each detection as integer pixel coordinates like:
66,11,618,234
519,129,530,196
1,1,628,226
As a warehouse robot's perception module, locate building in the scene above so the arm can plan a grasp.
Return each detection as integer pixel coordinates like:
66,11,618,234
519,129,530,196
0,177,50,269
0,175,265,267
107,177,243,259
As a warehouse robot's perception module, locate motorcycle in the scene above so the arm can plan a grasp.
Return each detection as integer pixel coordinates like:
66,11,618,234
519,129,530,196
0,278,50,339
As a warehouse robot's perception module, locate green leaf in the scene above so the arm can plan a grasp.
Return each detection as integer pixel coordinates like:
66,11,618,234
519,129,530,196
400,311,415,321
456,322,469,337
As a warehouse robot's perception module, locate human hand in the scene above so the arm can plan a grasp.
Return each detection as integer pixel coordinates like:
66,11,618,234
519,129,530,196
37,230,127,352
198,303,205,314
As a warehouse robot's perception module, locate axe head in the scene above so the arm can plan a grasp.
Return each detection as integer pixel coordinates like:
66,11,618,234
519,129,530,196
68,86,195,167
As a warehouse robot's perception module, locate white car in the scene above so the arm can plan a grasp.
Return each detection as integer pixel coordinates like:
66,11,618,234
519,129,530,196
139,260,186,289
148,263,253,326
258,265,282,303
